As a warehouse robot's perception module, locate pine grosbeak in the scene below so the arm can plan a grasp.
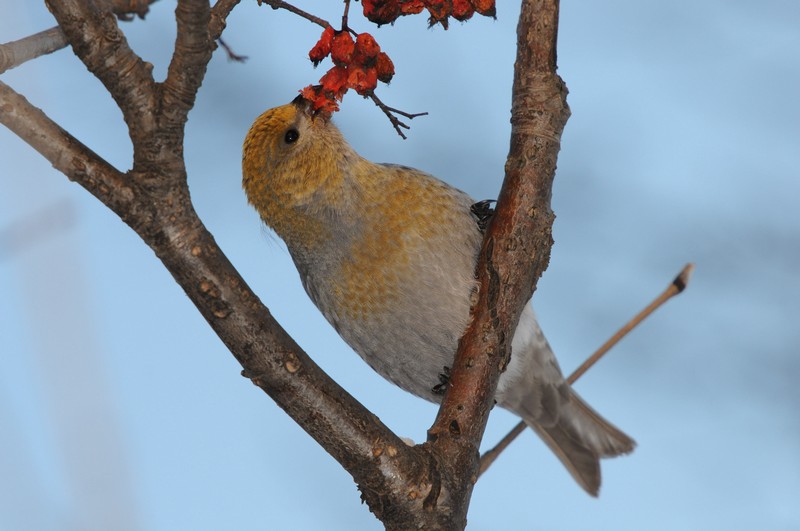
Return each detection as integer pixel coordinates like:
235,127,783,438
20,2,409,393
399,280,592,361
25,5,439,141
242,97,634,495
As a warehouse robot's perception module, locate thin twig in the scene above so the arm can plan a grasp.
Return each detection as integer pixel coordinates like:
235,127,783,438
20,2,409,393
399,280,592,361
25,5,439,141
476,422,527,476
0,27,67,74
217,37,248,62
258,0,330,28
478,263,695,476
567,263,695,384
368,91,428,139
0,0,161,74
342,0,352,30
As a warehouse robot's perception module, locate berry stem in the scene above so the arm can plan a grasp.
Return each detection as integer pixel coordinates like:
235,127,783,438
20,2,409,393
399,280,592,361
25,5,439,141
258,0,329,28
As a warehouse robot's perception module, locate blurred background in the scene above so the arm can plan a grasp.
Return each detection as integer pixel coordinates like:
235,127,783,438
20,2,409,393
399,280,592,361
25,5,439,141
1,1,798,529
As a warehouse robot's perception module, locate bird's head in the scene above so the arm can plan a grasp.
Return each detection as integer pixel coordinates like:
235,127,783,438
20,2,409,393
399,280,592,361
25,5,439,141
242,96,360,250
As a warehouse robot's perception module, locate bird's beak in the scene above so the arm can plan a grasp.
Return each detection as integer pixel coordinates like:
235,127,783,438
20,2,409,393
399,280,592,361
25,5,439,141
291,93,333,123
291,93,312,114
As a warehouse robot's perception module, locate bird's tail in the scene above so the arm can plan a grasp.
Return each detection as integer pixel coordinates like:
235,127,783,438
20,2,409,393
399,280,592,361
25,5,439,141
526,388,635,496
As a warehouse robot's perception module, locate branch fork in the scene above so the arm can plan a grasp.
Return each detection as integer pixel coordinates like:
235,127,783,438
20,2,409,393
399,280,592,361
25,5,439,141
1,1,592,528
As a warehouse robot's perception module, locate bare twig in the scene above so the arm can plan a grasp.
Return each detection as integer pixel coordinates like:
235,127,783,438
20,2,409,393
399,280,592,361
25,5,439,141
217,37,248,62
476,422,527,476
0,27,67,74
257,0,330,28
342,0,352,30
478,263,696,476
368,91,428,139
0,1,160,73
568,263,695,383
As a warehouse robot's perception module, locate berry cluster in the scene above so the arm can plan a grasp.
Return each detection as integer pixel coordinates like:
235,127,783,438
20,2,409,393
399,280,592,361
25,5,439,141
302,27,394,114
297,0,496,118
362,0,496,28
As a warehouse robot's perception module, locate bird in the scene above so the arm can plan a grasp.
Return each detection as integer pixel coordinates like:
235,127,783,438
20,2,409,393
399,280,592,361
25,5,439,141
242,96,635,495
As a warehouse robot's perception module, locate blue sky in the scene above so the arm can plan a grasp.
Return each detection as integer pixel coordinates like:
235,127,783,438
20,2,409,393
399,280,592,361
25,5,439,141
1,2,799,530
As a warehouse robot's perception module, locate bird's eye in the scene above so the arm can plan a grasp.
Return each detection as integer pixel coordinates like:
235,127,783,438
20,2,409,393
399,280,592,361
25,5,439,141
284,128,299,144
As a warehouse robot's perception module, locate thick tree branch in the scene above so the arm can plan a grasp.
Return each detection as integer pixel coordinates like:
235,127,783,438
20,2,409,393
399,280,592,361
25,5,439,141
0,81,132,210
0,55,433,531
161,0,213,139
45,0,158,168
421,0,569,526
145,216,430,526
1,5,440,527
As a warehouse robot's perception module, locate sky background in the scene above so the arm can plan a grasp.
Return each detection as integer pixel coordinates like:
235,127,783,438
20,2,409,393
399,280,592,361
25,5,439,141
1,1,799,530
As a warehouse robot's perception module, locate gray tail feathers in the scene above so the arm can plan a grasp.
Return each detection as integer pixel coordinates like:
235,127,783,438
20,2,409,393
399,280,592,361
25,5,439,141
526,388,635,496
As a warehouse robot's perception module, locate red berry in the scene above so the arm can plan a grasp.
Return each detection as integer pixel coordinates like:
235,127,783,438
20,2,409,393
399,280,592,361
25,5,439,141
376,52,395,83
331,31,355,65
308,26,334,66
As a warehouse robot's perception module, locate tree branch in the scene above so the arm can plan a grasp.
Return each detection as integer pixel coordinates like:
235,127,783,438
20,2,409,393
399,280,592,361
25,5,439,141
478,263,694,475
0,0,158,74
367,91,428,140
0,28,67,74
258,0,330,28
0,81,132,210
422,0,568,526
159,0,213,150
1,54,433,531
45,0,158,169
1,5,440,527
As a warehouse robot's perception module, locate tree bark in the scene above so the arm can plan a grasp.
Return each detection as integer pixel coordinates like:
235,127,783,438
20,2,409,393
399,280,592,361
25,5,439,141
421,1,569,528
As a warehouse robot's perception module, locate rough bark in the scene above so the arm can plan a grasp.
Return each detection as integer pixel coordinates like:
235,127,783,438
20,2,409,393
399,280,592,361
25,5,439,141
421,1,569,528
